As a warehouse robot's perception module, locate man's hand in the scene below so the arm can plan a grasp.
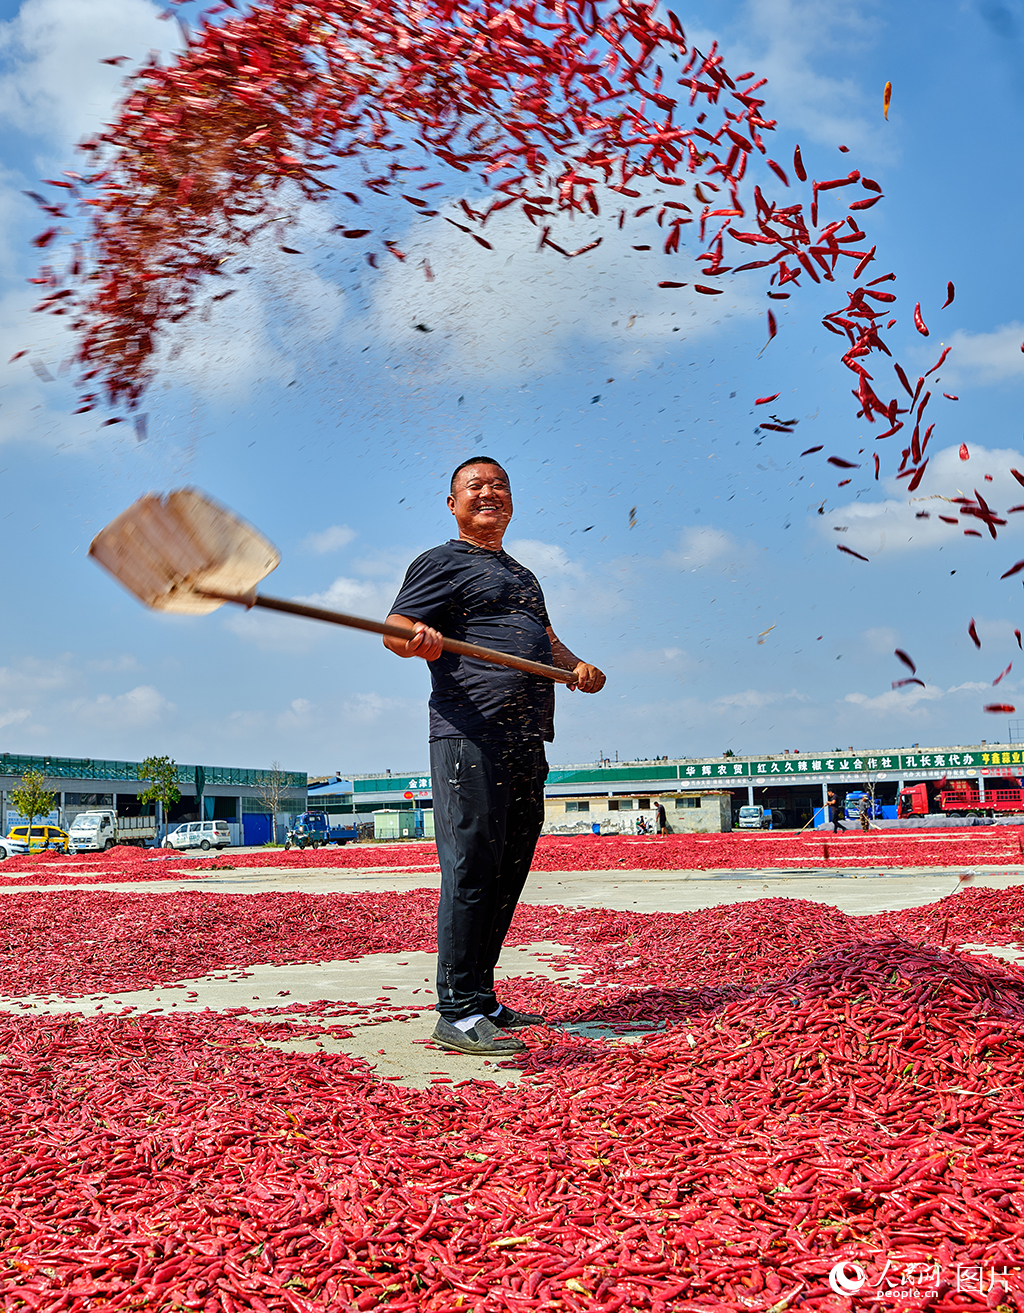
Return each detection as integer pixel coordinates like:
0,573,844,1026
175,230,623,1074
383,614,444,661
569,661,606,693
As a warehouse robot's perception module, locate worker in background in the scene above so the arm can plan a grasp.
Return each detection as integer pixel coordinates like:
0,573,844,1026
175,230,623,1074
654,799,668,835
829,789,847,833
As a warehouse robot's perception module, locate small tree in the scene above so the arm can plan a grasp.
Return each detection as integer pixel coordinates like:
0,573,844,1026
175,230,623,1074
9,770,57,843
138,755,181,840
254,760,288,844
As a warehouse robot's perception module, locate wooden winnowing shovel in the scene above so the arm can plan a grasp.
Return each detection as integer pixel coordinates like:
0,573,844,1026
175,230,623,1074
89,488,577,684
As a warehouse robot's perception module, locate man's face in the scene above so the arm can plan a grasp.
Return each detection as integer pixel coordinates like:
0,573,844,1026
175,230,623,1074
447,464,513,542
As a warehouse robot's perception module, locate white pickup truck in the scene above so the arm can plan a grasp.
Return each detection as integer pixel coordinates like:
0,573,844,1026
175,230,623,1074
68,809,158,852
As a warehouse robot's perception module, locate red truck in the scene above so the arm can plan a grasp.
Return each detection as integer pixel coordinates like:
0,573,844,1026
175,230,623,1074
899,779,1024,818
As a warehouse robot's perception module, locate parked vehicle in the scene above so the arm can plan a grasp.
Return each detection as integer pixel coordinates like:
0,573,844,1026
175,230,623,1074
7,824,70,853
284,811,358,850
737,805,772,829
845,790,883,820
163,820,232,851
68,810,158,852
0,833,30,859
899,779,1024,819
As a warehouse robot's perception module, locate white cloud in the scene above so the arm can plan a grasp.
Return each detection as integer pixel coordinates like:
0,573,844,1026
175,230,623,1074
663,525,746,570
505,539,586,581
67,683,173,729
713,688,808,710
844,684,946,715
303,524,357,554
341,692,408,725
686,0,890,159
0,708,30,731
821,443,1024,554
363,205,761,380
0,0,175,145
862,627,900,655
943,322,1024,385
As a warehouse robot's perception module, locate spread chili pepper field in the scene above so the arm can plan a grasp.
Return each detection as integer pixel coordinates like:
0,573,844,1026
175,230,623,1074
3,885,1024,1310
6,829,1024,884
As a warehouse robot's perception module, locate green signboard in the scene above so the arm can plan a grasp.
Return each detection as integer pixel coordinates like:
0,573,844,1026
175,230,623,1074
348,747,1020,799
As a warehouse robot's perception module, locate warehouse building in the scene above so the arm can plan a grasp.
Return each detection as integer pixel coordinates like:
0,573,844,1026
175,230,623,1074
312,742,1024,832
0,753,307,846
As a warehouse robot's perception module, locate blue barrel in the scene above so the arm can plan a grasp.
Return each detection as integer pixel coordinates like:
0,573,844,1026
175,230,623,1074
591,822,601,835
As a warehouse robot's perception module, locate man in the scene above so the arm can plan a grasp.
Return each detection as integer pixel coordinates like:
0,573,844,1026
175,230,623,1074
384,458,606,1056
654,799,668,835
829,790,847,834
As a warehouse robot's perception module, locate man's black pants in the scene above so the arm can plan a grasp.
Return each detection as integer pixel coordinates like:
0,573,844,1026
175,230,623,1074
429,736,548,1022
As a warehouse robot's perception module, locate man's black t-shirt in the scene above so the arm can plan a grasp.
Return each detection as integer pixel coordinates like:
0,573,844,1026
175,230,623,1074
390,540,555,742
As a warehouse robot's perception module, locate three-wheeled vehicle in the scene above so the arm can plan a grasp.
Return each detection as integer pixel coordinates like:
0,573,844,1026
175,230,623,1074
284,810,359,850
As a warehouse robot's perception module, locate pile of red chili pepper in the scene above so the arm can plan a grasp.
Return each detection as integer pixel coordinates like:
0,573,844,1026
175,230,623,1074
3,886,1024,1309
2,885,1023,1000
26,0,936,493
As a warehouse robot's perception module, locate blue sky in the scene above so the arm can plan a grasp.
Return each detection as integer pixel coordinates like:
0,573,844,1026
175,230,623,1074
3,0,1024,776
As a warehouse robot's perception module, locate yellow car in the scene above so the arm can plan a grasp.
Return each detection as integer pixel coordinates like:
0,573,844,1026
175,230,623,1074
6,824,70,854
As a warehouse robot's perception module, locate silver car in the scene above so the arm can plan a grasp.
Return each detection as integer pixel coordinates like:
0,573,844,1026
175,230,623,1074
163,820,232,852
0,834,30,859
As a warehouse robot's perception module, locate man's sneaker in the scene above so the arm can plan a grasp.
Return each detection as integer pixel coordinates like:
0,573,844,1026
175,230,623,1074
491,1006,545,1030
431,1015,526,1056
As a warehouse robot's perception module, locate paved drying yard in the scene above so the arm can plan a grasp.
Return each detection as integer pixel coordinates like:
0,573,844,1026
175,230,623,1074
2,838,1022,1309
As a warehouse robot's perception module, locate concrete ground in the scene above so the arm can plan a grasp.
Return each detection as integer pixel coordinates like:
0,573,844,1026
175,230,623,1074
2,864,1021,1088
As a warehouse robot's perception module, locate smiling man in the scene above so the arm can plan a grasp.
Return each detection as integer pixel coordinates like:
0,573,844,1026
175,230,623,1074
384,457,606,1056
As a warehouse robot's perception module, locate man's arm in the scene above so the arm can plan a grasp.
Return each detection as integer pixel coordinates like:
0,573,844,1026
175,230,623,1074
383,614,444,661
546,627,606,693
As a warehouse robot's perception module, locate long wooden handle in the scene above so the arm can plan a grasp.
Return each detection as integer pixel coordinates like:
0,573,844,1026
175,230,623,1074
198,590,578,684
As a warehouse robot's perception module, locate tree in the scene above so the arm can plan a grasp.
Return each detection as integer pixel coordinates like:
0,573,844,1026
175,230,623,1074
9,770,57,843
254,760,288,844
138,755,181,840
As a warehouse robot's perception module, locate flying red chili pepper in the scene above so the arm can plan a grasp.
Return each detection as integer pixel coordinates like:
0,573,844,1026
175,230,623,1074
1000,561,1024,580
959,444,970,460
984,703,1016,713
944,394,958,401
942,281,955,307
827,456,859,468
883,80,892,118
993,662,1012,685
892,677,925,689
755,393,781,405
1016,629,1022,650
969,619,982,649
800,445,823,456
894,648,917,673
658,281,687,288
837,544,869,561
913,303,929,336
792,144,806,181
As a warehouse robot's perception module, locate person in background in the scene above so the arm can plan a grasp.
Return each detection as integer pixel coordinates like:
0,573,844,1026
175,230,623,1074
829,790,847,833
654,799,668,835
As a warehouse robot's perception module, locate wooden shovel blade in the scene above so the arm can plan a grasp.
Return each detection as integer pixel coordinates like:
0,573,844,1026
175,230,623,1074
89,488,280,615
